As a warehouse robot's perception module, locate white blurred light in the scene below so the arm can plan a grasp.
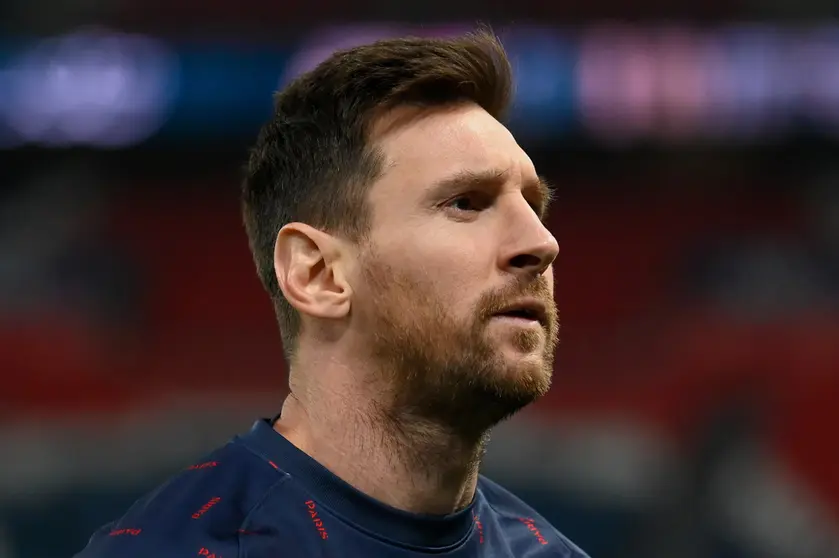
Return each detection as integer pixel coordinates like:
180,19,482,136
576,23,650,144
577,24,839,143
654,27,710,140
1,27,179,148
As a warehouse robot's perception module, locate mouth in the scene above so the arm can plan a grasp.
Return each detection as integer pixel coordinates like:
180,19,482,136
492,300,548,327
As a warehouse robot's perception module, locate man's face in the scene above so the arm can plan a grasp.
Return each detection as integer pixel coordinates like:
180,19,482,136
348,103,559,436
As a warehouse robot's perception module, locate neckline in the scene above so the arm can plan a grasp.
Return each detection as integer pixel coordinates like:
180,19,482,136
238,419,478,549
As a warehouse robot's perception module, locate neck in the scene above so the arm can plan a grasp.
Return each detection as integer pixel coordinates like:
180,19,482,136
274,375,486,515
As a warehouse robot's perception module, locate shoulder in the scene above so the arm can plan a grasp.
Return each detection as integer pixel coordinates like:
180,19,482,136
74,439,289,558
477,475,591,558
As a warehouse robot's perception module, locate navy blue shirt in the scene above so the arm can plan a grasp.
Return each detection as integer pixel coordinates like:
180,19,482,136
75,419,589,557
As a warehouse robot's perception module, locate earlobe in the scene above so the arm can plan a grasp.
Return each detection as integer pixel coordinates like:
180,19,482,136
274,223,352,321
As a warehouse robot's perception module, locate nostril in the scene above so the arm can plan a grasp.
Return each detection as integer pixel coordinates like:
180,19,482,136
509,253,542,270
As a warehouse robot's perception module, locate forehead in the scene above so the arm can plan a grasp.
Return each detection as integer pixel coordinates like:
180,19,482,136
368,103,537,206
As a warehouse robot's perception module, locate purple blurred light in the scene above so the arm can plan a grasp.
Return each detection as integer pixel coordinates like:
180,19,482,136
1,27,179,148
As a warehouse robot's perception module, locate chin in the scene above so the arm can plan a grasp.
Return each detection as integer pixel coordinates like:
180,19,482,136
497,338,548,364
495,352,553,390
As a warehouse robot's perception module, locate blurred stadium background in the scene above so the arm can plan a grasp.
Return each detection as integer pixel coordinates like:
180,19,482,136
1,0,839,556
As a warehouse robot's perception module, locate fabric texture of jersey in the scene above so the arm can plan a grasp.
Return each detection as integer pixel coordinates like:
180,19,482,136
75,419,590,558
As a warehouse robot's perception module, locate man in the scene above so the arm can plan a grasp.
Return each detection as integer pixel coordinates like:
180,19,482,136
76,30,589,557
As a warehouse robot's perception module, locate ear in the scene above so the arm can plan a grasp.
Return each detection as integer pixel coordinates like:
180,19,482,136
274,223,352,321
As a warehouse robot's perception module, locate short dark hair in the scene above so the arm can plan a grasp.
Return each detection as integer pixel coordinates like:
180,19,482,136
242,29,513,360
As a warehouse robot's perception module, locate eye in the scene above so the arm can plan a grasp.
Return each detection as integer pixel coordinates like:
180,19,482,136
444,192,491,214
450,196,478,212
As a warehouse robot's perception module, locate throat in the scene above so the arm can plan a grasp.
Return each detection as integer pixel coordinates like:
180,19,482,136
374,414,487,514
279,395,486,515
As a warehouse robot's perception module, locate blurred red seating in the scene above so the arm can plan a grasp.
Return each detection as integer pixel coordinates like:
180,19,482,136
0,316,135,419
107,188,276,334
768,319,839,524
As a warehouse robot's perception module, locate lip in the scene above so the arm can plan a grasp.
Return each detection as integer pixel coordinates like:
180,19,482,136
492,298,548,327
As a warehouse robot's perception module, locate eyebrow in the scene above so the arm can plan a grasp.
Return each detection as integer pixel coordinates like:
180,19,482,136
429,168,555,218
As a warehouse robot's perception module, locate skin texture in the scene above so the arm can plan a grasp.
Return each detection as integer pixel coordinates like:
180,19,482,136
272,102,560,515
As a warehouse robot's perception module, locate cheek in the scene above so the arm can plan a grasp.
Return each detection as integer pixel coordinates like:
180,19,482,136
414,239,485,284
371,223,493,304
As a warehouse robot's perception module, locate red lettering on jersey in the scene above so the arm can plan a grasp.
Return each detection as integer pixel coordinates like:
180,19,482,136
518,517,548,545
198,547,223,558
473,514,484,544
187,461,218,471
304,500,329,540
191,496,222,519
108,528,142,536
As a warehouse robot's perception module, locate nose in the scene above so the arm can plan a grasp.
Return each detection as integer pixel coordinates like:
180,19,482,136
500,202,559,277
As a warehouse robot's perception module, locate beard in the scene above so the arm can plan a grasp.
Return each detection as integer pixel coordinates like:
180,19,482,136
355,249,559,443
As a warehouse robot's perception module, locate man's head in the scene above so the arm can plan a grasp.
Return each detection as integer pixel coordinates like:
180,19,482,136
243,30,559,436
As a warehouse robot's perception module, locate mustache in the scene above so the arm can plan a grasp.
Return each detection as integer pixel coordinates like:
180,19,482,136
477,279,556,321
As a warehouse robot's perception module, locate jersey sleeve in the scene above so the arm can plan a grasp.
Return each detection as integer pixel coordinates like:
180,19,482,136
71,463,244,558
74,521,240,558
